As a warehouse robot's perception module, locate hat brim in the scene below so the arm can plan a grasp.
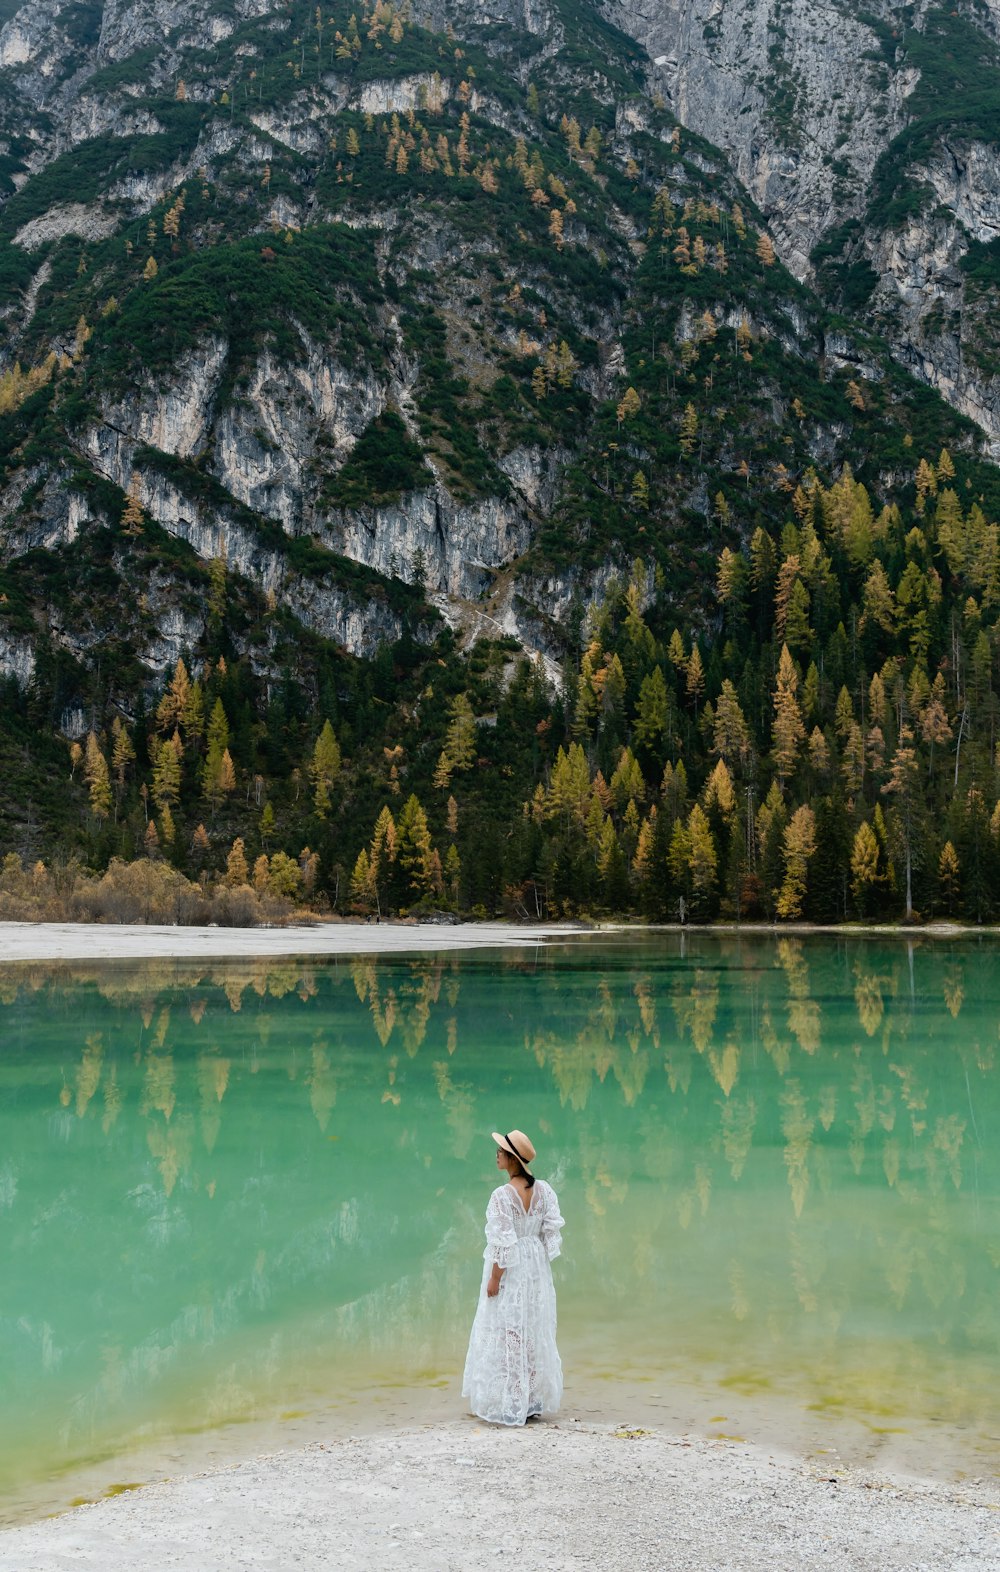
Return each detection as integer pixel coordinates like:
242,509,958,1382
492,1131,533,1165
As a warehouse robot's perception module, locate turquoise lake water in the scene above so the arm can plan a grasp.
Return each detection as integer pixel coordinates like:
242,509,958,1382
1,934,998,1517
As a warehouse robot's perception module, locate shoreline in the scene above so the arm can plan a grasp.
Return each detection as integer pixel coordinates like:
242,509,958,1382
0,918,578,963
0,916,994,965
8,1356,994,1533
0,1417,995,1572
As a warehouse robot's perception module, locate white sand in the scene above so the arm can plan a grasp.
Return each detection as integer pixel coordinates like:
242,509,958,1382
0,1421,996,1572
0,919,583,963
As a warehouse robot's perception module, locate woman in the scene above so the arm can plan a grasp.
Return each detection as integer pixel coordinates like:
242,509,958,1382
462,1128,564,1426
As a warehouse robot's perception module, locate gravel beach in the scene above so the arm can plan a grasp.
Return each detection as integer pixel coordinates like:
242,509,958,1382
0,1420,996,1572
0,919,575,963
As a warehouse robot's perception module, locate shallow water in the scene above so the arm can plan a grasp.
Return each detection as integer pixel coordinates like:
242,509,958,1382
1,933,998,1519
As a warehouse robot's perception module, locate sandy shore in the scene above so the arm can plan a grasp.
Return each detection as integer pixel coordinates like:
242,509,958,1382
0,1420,996,1572
0,919,584,963
1,919,993,966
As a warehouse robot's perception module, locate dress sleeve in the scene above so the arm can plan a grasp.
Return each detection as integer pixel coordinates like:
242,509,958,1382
484,1187,518,1268
540,1183,564,1261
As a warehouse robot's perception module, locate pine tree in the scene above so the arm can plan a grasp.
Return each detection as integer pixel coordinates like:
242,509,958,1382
396,793,435,901
938,840,960,915
309,719,342,817
937,447,956,483
151,738,182,812
201,698,231,804
686,803,717,917
433,693,477,789
850,821,882,916
260,801,276,847
776,805,817,919
156,658,192,734
268,851,303,900
772,644,805,786
83,732,112,822
686,645,705,709
882,725,922,919
546,744,592,825
679,402,699,456
573,652,598,739
226,837,250,886
630,470,649,509
610,746,645,809
110,717,135,804
703,759,736,817
350,848,376,913
555,341,577,388
713,680,751,766
634,666,668,752
616,386,641,425
217,748,237,798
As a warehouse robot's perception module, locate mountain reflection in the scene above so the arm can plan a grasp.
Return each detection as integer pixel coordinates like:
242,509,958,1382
0,934,998,1502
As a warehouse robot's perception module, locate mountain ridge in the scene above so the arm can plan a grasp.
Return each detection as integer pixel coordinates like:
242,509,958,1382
1,0,999,924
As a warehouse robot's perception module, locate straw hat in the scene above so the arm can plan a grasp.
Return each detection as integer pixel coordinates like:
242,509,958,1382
492,1129,536,1166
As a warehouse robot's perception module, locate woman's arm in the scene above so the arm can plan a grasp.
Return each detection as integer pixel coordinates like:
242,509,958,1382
484,1188,516,1294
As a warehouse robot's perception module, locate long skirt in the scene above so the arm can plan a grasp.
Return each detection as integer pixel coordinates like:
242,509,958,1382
462,1236,562,1425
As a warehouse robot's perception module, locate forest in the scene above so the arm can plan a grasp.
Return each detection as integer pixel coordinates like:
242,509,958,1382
1,0,1000,925
4,445,998,927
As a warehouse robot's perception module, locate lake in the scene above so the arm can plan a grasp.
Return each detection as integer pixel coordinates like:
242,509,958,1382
1,932,998,1519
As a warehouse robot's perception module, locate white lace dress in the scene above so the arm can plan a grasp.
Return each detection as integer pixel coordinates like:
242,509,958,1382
462,1179,564,1425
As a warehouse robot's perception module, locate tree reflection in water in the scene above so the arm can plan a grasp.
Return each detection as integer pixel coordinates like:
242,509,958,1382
0,933,998,1504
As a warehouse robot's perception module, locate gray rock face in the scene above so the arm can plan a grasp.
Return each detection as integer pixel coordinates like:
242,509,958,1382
0,0,612,683
3,0,997,700
0,631,36,688
599,0,1000,449
866,140,1000,457
95,0,271,65
601,0,907,268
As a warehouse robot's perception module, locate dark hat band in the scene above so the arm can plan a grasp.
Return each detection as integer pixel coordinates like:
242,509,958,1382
505,1131,530,1164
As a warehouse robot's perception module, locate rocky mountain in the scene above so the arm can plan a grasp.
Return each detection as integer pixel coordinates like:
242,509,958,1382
1,0,999,920
602,0,1000,450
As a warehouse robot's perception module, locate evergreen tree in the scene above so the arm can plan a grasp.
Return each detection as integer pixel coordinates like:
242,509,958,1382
309,720,342,818
83,732,112,823
771,644,805,786
433,693,477,789
226,837,250,886
396,794,435,903
776,805,817,920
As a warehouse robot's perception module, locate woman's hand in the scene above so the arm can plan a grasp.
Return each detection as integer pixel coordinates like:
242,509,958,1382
487,1269,503,1297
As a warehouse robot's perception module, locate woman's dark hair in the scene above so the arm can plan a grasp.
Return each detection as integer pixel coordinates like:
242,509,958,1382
508,1152,535,1189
